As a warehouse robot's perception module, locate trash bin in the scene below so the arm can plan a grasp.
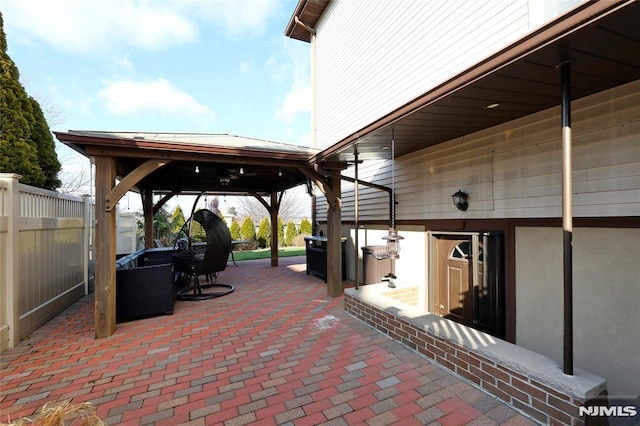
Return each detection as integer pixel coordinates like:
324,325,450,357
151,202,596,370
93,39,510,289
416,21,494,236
361,245,395,285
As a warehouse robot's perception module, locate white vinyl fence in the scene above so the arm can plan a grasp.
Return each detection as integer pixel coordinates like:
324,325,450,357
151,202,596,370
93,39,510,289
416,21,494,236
0,174,93,352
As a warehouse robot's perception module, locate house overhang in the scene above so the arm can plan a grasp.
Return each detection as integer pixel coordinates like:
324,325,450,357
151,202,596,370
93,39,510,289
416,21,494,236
290,0,640,164
284,0,329,42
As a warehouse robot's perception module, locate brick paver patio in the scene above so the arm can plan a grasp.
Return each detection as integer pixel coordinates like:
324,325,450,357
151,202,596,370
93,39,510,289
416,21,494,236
1,256,535,425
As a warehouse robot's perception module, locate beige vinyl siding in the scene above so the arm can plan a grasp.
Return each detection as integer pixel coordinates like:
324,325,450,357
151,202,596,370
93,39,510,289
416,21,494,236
317,80,640,222
314,0,530,150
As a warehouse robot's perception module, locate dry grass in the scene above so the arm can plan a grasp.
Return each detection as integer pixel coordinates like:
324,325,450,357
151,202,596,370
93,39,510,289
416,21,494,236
2,400,102,426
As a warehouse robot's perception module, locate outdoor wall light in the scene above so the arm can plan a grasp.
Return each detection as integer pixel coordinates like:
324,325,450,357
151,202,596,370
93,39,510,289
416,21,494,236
452,189,468,211
195,166,200,174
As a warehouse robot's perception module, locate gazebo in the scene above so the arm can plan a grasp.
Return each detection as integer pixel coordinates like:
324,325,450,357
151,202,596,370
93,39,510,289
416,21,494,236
55,131,348,338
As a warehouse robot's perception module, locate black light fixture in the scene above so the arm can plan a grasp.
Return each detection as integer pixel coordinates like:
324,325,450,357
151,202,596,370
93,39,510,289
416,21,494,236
452,189,468,211
382,127,404,259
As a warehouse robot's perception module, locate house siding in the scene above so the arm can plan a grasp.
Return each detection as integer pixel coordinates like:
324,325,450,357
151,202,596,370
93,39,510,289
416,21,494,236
314,0,531,150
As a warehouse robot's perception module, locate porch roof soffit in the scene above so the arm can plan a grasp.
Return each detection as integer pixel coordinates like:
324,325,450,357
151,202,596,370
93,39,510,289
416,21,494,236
285,0,330,41
297,1,640,163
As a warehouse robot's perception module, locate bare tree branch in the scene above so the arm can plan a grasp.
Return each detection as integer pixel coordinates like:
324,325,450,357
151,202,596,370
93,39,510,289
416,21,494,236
236,188,310,224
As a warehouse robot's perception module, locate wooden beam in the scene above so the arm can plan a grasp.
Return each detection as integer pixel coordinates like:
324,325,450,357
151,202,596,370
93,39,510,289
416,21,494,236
270,192,282,267
299,167,338,209
252,192,282,267
153,192,177,215
142,189,154,249
105,159,171,211
94,156,117,338
84,146,308,168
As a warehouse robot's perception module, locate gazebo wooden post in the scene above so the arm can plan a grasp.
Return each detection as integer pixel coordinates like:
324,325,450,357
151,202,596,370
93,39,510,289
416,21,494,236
326,170,342,297
94,156,117,338
270,191,280,267
142,189,154,249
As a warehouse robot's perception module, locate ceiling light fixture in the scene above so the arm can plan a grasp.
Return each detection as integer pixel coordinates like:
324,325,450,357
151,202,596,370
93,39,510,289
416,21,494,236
382,127,404,259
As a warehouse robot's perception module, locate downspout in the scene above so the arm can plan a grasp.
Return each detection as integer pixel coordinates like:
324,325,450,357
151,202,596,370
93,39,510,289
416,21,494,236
354,150,359,290
340,175,394,224
560,61,573,376
294,16,316,148
295,15,318,236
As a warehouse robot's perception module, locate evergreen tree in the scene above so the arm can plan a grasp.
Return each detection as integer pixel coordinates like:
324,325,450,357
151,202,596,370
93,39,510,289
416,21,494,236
0,13,60,189
171,206,186,236
277,217,284,247
299,218,312,235
241,217,256,241
190,216,206,242
29,97,61,189
153,208,172,246
257,217,270,248
285,221,297,246
229,221,242,240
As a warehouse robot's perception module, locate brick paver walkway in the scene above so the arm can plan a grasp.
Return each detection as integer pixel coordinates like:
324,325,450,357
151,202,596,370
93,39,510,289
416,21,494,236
1,257,535,425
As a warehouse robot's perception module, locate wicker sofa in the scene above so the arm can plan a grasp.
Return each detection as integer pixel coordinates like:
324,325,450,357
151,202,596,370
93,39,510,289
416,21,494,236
115,249,177,322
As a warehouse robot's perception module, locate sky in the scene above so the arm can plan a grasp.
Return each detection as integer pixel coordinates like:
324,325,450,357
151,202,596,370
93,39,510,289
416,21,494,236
1,0,312,214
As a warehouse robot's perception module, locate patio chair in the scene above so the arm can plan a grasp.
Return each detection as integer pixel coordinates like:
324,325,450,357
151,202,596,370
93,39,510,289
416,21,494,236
172,208,235,301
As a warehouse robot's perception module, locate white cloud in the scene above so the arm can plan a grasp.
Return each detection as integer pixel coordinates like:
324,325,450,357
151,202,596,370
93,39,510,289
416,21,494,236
1,0,285,54
273,40,312,125
185,0,282,39
99,78,216,123
239,61,254,74
0,0,197,53
276,84,311,124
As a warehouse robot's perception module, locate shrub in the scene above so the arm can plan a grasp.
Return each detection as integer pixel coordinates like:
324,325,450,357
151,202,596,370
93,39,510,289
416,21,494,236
285,221,297,246
277,217,284,247
291,234,307,247
241,217,256,241
257,217,270,248
299,218,312,235
229,221,241,240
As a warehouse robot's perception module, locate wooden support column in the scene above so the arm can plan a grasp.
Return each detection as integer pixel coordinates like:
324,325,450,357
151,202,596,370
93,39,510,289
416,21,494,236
142,189,154,249
94,156,117,338
270,192,280,267
326,170,342,297
253,191,283,267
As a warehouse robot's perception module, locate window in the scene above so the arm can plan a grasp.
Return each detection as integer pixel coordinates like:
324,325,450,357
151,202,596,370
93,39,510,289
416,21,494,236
449,241,483,262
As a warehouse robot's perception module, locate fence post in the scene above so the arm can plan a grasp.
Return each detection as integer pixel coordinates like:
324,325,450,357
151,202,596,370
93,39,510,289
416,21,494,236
1,174,21,349
83,195,92,296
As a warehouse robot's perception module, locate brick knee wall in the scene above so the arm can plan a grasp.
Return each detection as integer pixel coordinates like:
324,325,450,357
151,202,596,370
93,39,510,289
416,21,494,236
344,292,605,426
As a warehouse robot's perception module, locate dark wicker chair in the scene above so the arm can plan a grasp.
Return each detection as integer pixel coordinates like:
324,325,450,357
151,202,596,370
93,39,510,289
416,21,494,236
172,208,235,301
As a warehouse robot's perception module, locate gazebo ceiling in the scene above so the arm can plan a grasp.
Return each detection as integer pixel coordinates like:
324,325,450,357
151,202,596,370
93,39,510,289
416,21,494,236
55,130,323,196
